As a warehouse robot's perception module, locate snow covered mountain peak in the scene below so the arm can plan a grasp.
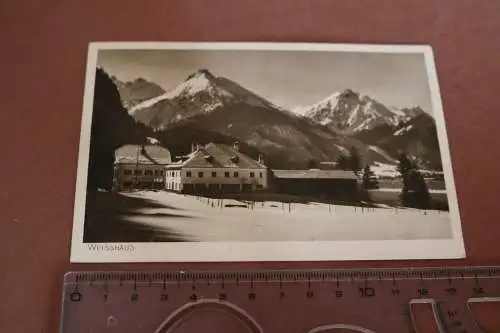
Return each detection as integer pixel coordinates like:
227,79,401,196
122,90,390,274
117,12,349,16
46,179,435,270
171,68,222,98
300,89,427,133
186,68,217,81
129,69,229,116
339,88,360,99
128,69,287,130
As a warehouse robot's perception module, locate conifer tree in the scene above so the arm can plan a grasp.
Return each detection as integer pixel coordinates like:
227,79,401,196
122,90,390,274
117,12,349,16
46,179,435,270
398,153,431,209
349,146,362,176
362,165,379,190
336,154,349,170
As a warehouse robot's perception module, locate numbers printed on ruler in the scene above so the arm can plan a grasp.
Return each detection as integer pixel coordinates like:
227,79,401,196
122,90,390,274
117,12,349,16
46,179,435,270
418,288,429,297
62,267,500,333
69,291,82,302
359,287,375,297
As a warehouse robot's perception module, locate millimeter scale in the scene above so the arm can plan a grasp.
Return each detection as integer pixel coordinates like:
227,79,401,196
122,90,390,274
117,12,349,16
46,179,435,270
60,267,500,332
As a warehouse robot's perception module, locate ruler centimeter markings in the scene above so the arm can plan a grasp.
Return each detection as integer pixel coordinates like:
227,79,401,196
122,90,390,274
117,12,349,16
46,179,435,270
60,267,500,333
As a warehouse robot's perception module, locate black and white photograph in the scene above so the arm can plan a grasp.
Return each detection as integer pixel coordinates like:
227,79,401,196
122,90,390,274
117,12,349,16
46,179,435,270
71,42,465,262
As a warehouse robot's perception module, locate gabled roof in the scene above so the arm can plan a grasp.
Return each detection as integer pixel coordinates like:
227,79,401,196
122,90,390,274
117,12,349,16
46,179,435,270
115,144,171,165
173,143,265,169
272,169,357,180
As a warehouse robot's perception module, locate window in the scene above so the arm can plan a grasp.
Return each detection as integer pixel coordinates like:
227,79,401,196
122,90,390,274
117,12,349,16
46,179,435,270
224,172,230,178
250,172,255,178
186,171,192,177
234,172,239,177
256,184,263,189
198,171,204,178
144,170,153,176
211,171,217,177
259,172,263,178
134,169,142,176
124,169,132,175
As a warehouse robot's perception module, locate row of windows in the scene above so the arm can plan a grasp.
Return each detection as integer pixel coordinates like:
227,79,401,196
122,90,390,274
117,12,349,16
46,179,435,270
122,169,164,176
183,184,265,190
121,180,164,187
168,182,181,190
185,171,264,178
122,169,264,178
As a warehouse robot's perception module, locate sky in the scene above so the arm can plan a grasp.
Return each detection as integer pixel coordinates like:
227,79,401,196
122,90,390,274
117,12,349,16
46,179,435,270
97,48,433,113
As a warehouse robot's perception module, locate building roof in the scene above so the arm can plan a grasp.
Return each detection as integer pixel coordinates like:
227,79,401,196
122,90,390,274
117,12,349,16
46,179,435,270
272,169,357,180
115,144,171,165
169,142,265,169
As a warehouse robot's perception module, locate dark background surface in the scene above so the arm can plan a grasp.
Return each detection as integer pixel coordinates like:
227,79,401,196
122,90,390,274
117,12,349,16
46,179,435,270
1,1,500,332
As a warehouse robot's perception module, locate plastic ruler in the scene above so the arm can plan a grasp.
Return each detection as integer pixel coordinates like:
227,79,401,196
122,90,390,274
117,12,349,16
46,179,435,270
60,267,500,332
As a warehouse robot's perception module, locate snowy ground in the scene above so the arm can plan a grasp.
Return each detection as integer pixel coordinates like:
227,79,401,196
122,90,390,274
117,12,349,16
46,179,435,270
373,188,447,194
370,161,445,180
116,191,453,242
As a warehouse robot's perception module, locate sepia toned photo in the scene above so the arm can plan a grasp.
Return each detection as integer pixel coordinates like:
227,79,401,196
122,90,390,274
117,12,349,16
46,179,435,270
70,42,465,262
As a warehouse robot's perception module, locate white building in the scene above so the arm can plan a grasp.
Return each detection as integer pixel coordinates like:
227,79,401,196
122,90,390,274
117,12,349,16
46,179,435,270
166,142,268,193
113,144,171,191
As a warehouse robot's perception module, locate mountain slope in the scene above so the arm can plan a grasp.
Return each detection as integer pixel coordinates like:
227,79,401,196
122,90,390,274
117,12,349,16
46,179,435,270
111,76,165,109
354,113,442,170
168,104,361,168
127,70,439,169
300,89,441,169
130,70,396,168
299,89,424,134
129,69,282,130
379,113,442,170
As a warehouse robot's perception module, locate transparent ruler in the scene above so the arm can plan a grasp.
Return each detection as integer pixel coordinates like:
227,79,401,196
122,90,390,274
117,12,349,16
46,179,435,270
60,267,500,332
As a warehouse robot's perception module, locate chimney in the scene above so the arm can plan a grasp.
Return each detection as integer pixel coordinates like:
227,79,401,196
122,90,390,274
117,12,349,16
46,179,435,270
233,141,240,152
191,142,203,152
258,153,264,165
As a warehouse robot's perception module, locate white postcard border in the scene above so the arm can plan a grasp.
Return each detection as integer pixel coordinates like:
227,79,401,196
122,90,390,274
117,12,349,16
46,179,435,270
70,42,465,263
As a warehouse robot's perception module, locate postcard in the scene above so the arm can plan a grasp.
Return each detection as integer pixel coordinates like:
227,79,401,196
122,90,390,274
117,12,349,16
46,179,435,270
70,42,465,262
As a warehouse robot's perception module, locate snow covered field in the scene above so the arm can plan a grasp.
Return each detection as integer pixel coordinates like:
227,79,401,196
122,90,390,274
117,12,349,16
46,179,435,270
370,161,445,180
117,191,453,242
373,188,447,194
